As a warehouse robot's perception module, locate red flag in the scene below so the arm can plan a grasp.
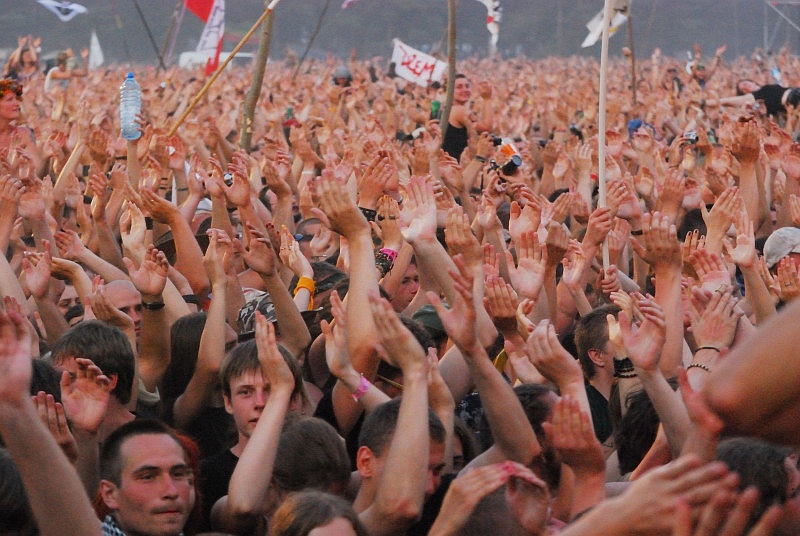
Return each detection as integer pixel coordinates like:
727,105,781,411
185,0,213,22
205,36,223,76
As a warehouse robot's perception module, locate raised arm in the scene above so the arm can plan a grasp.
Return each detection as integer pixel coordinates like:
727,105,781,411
0,310,102,536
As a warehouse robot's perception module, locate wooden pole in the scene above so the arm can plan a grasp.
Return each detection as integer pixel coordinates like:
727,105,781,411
440,0,457,141
132,0,167,71
167,0,282,137
627,12,636,105
597,0,613,269
240,1,277,151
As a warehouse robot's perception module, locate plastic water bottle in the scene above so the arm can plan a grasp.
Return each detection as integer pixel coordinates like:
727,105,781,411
120,72,141,141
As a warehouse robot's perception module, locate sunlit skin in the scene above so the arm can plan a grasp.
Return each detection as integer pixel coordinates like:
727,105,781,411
100,434,195,536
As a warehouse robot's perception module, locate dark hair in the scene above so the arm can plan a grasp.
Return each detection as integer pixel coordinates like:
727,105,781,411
99,419,186,486
269,490,369,536
162,312,207,400
613,386,662,474
716,437,790,524
219,339,305,404
30,358,62,401
358,398,445,456
453,416,478,471
273,418,351,493
0,449,36,535
574,305,620,380
50,320,135,404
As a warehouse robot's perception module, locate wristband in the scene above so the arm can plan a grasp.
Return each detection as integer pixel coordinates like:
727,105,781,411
144,217,154,230
378,248,398,262
177,187,189,192
83,194,93,205
474,155,487,163
687,362,711,373
351,374,371,402
182,294,199,304
695,346,720,353
613,357,636,378
630,229,643,236
375,249,395,277
141,301,165,311
294,276,316,309
359,207,377,222
82,164,90,177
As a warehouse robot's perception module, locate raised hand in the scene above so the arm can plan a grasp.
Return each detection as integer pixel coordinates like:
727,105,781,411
243,224,278,276
368,290,427,373
0,309,33,405
506,230,547,300
398,176,437,244
254,312,295,396
33,391,78,464
618,295,667,373
59,357,111,434
526,319,583,388
444,205,482,267
123,245,169,299
543,394,604,476
630,211,681,270
279,226,313,279
311,171,370,239
483,276,520,334
427,255,479,353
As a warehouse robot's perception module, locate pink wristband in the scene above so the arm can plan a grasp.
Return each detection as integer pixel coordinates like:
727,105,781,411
379,248,398,262
351,374,371,402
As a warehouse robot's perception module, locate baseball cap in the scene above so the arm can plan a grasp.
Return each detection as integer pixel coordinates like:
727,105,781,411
763,227,800,268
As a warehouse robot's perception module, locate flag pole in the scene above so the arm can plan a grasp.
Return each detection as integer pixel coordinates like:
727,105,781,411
597,0,613,270
293,0,331,81
132,0,167,71
440,0,457,141
168,0,282,137
240,0,277,150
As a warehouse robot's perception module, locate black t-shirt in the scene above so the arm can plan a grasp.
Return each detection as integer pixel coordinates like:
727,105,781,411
751,84,787,116
199,448,239,531
313,389,362,470
585,382,612,443
441,124,469,161
162,400,237,460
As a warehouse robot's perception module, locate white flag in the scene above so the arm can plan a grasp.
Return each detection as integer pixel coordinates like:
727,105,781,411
37,0,88,22
195,0,225,75
391,39,447,87
581,0,630,48
89,30,104,70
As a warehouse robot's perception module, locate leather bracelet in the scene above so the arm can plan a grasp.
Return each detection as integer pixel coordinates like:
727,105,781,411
141,301,165,311
182,294,199,304
630,229,644,236
613,357,635,378
144,217,154,230
359,207,377,222
474,155,487,163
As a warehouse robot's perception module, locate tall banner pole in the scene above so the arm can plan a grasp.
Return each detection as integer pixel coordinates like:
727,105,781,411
440,0,457,141
168,0,282,137
241,0,277,150
597,0,613,269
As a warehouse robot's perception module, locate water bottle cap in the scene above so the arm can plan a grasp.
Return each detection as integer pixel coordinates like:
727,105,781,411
127,72,135,78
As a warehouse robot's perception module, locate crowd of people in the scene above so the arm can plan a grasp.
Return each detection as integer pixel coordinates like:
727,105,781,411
2,33,800,535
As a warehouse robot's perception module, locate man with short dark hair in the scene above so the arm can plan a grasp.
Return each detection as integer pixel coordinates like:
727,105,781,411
99,420,195,536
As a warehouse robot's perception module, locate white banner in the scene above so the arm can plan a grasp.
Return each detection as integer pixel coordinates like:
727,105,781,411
196,0,225,72
391,39,447,87
89,30,103,70
37,0,87,22
581,0,630,48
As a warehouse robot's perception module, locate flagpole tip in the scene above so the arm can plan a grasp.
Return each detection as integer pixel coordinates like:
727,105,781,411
267,0,281,10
